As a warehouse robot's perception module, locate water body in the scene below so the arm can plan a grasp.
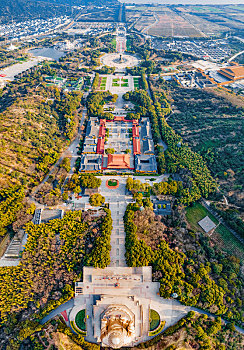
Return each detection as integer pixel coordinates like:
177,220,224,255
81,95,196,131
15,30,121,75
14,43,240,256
29,47,65,61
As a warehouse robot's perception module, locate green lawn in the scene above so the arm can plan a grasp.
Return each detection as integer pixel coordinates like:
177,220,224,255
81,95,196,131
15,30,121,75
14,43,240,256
186,202,218,232
149,309,160,331
186,202,244,259
75,309,86,331
121,83,129,87
111,37,116,49
113,78,119,82
122,78,128,82
112,83,120,87
126,38,132,51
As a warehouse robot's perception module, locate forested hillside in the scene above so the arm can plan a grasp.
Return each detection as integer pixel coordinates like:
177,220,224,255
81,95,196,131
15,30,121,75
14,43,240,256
0,0,71,23
0,61,82,244
0,0,118,23
0,77,81,189
163,82,244,210
0,209,112,348
124,202,244,328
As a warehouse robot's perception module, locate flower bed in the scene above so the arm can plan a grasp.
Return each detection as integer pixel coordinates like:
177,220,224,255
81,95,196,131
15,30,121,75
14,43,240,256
148,321,165,337
106,179,119,189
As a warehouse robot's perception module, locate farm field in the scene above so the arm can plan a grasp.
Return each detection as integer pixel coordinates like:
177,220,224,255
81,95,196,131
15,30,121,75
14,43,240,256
179,13,229,36
132,7,203,38
147,11,202,37
128,4,244,37
178,4,244,31
186,203,244,260
134,14,156,32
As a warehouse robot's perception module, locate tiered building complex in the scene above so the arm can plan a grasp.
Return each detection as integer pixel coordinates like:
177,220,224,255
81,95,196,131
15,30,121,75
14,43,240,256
79,116,157,173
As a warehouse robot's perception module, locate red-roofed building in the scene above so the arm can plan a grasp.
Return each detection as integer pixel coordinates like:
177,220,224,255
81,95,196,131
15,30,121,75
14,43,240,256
132,125,139,138
218,64,244,81
113,116,125,122
106,154,131,169
133,138,141,155
99,124,106,138
97,138,105,154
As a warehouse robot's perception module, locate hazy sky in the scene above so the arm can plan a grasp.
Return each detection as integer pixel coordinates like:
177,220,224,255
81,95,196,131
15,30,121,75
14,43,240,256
120,0,244,4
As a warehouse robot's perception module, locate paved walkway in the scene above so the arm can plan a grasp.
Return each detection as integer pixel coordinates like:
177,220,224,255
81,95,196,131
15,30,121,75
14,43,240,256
40,299,74,325
98,176,131,267
0,258,19,267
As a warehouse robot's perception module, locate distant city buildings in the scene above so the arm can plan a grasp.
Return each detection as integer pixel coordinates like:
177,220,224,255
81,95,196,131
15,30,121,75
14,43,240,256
0,16,69,40
152,38,232,62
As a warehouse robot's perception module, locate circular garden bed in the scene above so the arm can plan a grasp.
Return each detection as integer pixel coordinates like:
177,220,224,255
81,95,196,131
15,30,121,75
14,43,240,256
75,309,86,331
106,179,119,189
149,309,160,331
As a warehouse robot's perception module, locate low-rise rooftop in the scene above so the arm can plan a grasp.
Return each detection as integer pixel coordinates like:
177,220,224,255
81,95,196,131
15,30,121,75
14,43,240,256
80,154,103,172
135,154,157,173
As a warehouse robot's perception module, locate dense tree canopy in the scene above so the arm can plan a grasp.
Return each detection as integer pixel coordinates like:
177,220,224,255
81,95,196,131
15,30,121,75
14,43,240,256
89,193,105,207
0,185,25,237
124,203,243,325
0,209,112,328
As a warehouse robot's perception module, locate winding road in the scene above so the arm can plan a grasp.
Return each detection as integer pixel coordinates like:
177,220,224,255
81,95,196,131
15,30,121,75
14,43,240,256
228,50,244,62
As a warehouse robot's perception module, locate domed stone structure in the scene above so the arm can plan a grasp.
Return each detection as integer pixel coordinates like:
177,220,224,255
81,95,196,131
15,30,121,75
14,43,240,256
100,305,135,348
73,267,160,348
72,267,189,348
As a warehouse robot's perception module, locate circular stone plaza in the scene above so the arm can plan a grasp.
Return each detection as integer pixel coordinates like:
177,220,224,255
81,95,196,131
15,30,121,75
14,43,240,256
101,25,139,70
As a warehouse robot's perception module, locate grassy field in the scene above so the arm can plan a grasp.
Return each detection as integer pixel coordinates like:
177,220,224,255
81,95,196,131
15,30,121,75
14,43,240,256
186,202,218,232
108,179,118,187
186,202,244,259
111,38,116,50
149,309,160,331
75,309,86,331
126,38,132,51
